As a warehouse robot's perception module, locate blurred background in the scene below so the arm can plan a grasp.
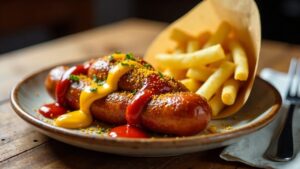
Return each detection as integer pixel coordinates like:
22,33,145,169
0,0,299,54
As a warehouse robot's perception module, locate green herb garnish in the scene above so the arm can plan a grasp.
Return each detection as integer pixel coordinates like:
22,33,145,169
90,87,97,92
143,63,152,69
125,53,135,60
108,55,114,62
69,75,80,82
92,74,98,82
158,71,164,78
131,89,137,95
97,81,105,86
92,74,105,86
114,51,121,54
121,62,129,67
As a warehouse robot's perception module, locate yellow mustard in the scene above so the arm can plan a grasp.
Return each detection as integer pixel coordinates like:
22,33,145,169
54,59,142,128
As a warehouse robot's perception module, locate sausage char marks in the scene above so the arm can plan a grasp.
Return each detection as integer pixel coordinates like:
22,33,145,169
45,55,211,136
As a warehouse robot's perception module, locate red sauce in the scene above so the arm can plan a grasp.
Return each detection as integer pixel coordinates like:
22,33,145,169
125,89,153,125
125,74,172,126
109,125,149,138
55,64,90,107
39,103,67,118
39,63,90,118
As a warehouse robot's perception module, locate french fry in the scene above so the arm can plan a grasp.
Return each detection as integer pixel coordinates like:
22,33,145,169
197,32,211,48
209,91,225,117
196,61,235,100
180,78,202,92
174,47,185,54
170,28,194,43
221,79,240,105
229,40,249,81
203,22,231,48
163,68,186,80
155,44,226,69
186,66,214,82
187,40,200,53
209,53,232,68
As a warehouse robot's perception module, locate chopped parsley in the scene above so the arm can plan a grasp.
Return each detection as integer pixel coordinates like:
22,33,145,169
92,74,98,82
125,53,135,61
143,63,152,69
108,55,114,62
69,75,80,82
158,71,164,78
90,87,97,92
131,89,137,95
121,62,129,67
97,81,105,86
92,74,105,86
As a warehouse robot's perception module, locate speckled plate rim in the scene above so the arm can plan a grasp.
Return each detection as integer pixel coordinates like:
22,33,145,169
10,63,282,148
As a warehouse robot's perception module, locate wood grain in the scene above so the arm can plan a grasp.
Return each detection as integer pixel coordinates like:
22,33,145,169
0,19,165,102
0,18,299,169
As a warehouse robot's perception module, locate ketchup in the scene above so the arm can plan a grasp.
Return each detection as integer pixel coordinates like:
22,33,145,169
55,64,90,107
109,125,149,138
125,74,172,126
39,63,90,119
39,103,67,118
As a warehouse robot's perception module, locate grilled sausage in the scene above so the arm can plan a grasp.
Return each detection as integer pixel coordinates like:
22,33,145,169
44,58,211,136
91,92,211,136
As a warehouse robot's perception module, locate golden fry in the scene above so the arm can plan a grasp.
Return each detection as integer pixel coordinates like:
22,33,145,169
229,40,249,81
170,28,194,42
196,61,235,100
209,91,225,117
163,68,186,80
180,78,202,92
186,67,214,82
203,22,231,48
187,40,200,53
221,79,240,105
155,44,226,69
209,53,232,68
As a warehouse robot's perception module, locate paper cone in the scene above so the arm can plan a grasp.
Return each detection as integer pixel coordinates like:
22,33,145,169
144,0,261,119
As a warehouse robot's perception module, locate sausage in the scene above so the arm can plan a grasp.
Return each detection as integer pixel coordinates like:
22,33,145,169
45,66,69,98
92,92,211,136
88,57,187,92
45,60,211,136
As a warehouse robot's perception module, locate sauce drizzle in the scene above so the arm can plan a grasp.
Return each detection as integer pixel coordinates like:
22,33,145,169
55,64,89,107
125,74,172,126
109,125,149,138
39,103,67,118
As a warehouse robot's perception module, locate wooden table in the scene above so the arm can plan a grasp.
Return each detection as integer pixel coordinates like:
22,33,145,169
0,18,297,169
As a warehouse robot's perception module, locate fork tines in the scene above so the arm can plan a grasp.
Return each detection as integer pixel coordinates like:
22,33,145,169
286,57,300,102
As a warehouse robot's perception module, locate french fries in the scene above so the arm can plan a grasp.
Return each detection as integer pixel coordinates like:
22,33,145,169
209,91,225,116
155,44,226,69
196,61,235,100
156,22,249,117
187,40,200,53
163,68,186,80
229,40,249,81
203,22,231,48
221,79,240,105
186,66,214,82
180,78,202,92
170,28,194,42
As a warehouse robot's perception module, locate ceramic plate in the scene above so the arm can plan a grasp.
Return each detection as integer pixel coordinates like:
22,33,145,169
10,64,282,157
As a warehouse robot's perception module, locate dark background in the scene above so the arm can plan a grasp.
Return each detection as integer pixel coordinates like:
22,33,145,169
0,0,299,54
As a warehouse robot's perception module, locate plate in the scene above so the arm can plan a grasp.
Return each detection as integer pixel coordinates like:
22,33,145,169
10,64,281,157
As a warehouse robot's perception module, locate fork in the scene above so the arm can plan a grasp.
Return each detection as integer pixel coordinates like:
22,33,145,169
266,57,300,162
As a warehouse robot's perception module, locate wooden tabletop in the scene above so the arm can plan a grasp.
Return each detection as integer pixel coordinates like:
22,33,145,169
0,18,298,169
